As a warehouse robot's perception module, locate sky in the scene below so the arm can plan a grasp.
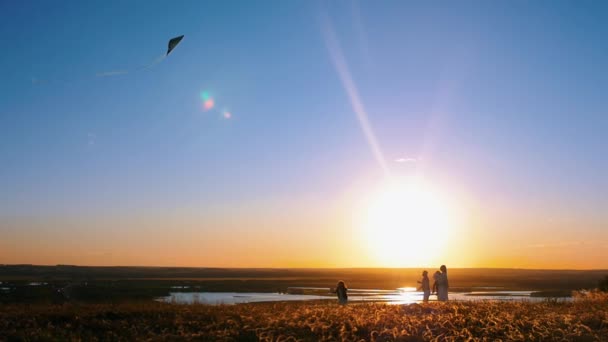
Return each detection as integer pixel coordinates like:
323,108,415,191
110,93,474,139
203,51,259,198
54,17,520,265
1,0,607,269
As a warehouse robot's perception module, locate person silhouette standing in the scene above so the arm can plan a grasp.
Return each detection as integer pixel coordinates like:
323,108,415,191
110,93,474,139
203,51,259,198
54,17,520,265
418,270,431,302
432,271,440,296
437,265,449,301
335,280,348,304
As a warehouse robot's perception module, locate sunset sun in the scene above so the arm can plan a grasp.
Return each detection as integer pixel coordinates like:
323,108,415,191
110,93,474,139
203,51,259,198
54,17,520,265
358,179,454,267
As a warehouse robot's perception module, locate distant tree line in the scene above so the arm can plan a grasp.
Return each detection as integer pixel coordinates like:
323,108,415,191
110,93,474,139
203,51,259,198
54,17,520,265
600,275,608,292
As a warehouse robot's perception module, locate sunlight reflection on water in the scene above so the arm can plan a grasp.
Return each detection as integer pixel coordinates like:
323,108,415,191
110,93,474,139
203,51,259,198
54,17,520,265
159,286,571,305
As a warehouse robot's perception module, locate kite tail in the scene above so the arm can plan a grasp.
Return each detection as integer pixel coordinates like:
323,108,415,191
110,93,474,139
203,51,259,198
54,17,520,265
95,54,165,78
139,54,167,71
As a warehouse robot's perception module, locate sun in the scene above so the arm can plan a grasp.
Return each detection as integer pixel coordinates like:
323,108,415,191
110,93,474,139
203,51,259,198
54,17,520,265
357,178,454,267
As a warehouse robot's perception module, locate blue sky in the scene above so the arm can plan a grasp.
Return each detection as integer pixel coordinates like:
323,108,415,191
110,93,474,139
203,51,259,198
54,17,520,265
1,1,607,267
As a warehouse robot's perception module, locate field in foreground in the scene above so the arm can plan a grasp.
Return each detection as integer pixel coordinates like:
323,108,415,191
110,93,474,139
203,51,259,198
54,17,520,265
2,294,608,341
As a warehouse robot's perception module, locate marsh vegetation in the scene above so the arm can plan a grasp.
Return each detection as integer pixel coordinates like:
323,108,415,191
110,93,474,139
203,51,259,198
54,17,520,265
1,292,607,341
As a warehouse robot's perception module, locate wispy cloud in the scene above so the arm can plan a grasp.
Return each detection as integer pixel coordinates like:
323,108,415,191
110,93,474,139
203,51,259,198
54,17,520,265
394,157,418,163
521,241,601,249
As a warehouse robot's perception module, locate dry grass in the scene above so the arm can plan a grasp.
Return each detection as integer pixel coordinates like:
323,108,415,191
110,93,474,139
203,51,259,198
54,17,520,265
1,296,607,341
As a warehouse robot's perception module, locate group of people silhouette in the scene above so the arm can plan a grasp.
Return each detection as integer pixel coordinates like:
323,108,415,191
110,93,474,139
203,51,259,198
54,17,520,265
418,265,449,302
334,265,449,304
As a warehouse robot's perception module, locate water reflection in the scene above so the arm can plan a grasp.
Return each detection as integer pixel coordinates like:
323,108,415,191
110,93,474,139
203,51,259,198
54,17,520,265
159,286,571,305
162,292,331,305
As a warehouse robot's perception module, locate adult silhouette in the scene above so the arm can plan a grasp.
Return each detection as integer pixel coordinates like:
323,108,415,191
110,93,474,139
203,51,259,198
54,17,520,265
437,265,449,301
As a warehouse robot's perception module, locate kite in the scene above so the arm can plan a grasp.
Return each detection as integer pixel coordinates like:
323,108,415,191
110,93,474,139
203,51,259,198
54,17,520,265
32,35,185,84
167,35,184,56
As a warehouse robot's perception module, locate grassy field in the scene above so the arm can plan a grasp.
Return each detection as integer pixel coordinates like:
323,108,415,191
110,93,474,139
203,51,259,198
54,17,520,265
1,292,607,341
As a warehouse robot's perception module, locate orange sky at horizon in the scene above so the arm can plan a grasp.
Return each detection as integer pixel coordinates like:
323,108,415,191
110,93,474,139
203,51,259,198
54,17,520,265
3,180,607,270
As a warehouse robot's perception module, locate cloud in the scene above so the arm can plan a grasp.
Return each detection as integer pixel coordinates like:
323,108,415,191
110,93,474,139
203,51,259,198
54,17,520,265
525,243,547,249
522,241,596,249
394,157,418,163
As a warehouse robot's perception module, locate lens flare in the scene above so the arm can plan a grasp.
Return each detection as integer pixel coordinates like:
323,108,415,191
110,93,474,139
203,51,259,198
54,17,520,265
203,98,215,111
199,90,228,116
321,14,389,177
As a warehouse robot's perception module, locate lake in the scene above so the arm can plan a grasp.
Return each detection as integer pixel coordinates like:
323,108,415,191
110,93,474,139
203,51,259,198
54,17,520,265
158,286,571,305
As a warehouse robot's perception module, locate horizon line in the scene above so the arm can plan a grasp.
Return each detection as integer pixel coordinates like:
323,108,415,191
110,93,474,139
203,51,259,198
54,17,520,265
2,264,607,272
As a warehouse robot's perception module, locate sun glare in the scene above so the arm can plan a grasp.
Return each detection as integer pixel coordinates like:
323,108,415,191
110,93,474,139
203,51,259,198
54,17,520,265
358,178,454,267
